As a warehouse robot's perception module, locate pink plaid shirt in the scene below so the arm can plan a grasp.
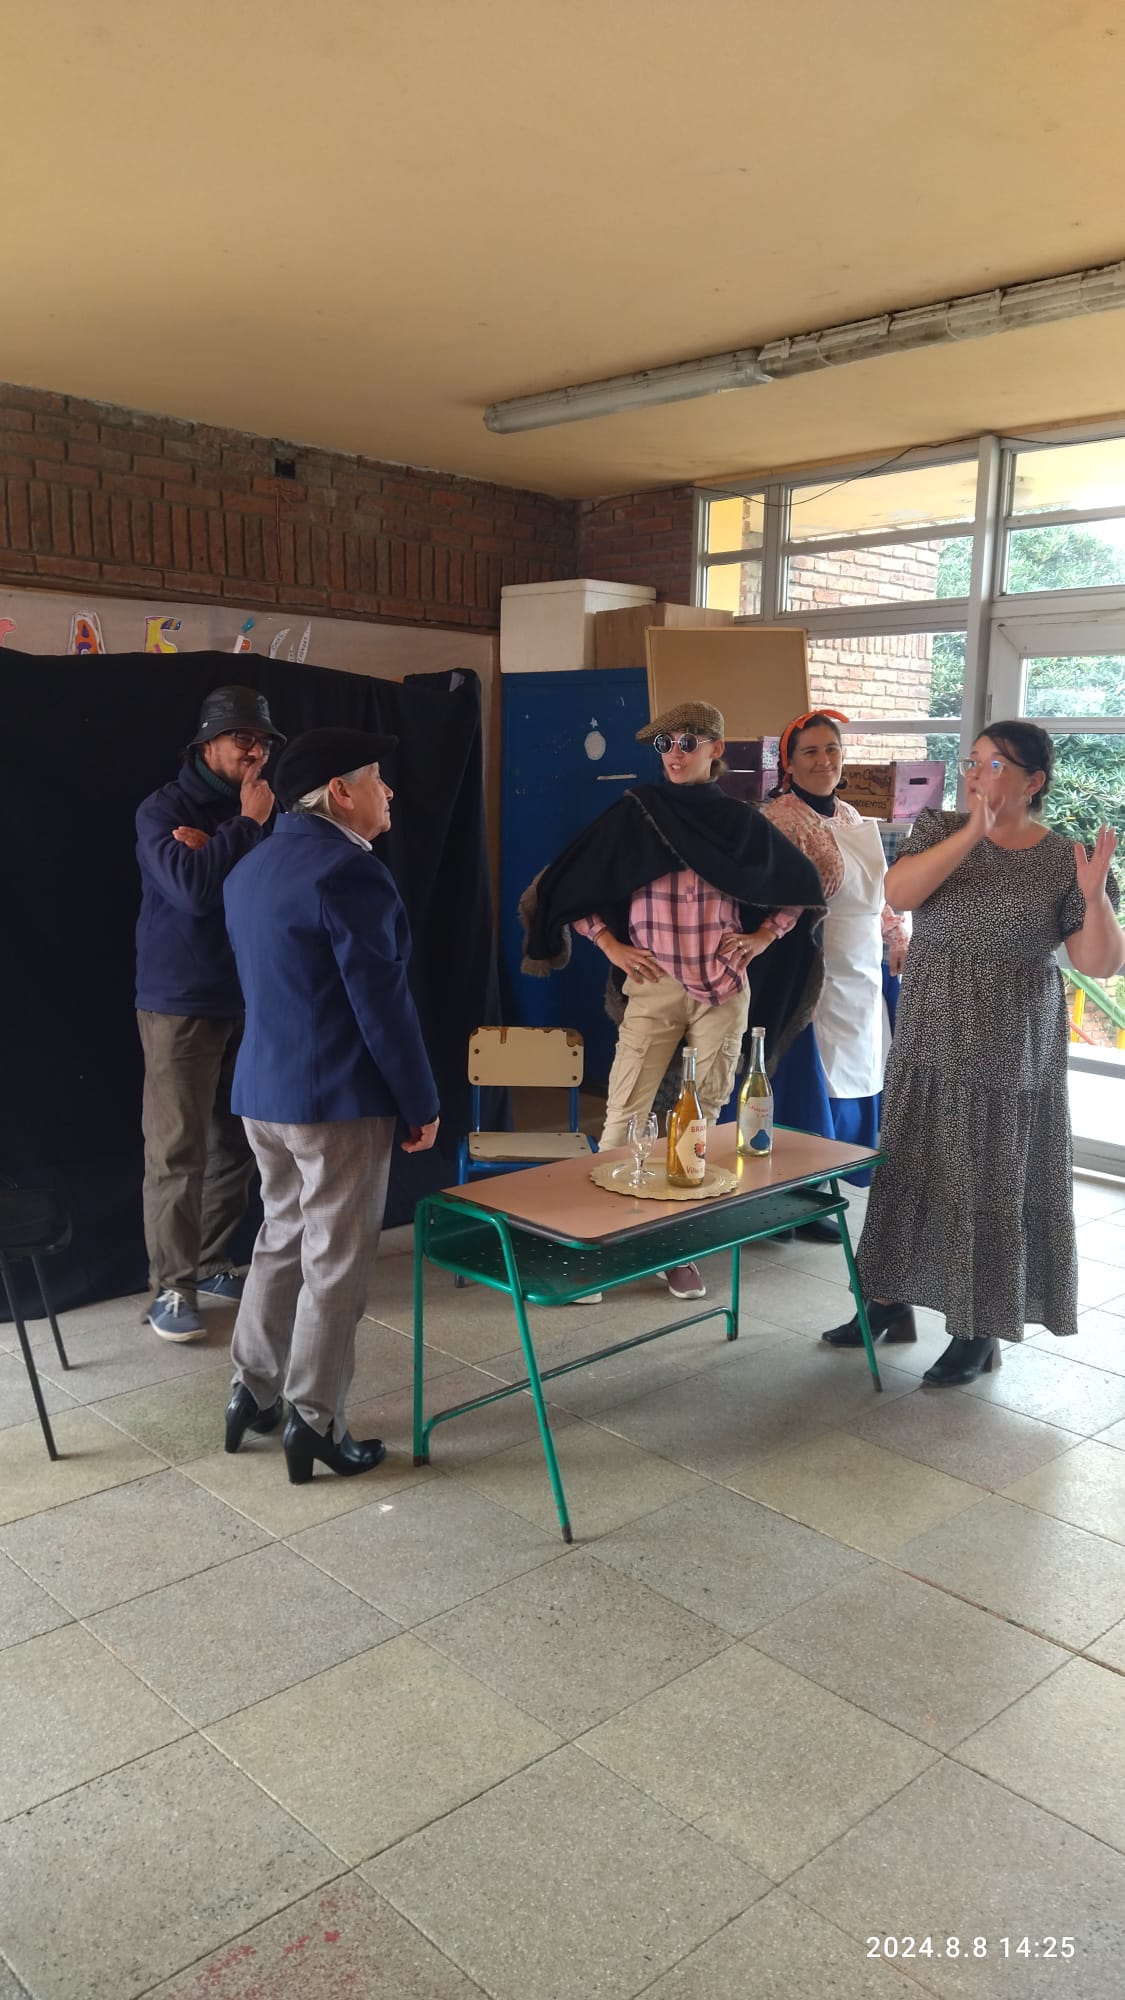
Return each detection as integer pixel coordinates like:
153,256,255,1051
575,870,797,1004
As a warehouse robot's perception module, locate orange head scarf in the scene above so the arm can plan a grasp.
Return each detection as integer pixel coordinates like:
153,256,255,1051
777,709,850,788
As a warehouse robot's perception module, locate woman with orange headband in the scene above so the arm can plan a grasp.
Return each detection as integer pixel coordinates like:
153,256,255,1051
760,711,909,1245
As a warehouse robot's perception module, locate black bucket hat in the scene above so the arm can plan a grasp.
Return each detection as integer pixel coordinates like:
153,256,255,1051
190,685,286,749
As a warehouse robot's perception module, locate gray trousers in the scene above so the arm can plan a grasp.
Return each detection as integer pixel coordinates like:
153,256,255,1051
231,1116,395,1436
138,1011,256,1297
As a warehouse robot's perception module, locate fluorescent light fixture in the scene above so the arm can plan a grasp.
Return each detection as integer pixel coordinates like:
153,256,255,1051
484,348,771,434
484,258,1125,436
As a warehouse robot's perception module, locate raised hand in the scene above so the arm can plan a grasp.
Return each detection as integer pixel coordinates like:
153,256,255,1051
966,791,997,842
239,771,275,825
1074,826,1117,905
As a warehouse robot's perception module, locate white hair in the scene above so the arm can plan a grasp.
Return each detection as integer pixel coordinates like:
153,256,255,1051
292,763,376,820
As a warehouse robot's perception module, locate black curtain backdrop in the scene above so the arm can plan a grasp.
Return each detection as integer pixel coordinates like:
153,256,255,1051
0,648,496,1317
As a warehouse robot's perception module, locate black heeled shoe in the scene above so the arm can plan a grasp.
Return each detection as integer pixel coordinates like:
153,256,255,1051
923,1335,999,1386
282,1407,387,1484
821,1301,917,1348
224,1384,284,1453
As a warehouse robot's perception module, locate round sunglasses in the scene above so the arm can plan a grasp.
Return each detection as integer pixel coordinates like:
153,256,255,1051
652,732,716,755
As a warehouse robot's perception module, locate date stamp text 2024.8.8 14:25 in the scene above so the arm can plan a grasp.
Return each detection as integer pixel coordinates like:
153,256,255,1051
867,1938,1076,1962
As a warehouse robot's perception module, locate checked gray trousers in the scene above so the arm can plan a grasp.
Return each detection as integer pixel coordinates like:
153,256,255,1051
231,1115,395,1437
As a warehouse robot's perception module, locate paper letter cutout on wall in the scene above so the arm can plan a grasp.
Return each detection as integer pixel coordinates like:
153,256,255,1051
0,618,15,649
144,617,181,653
268,628,290,659
69,612,105,655
232,618,255,654
297,621,312,663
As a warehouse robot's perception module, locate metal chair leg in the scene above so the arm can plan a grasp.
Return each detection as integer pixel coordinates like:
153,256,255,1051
30,1254,70,1369
0,1251,59,1459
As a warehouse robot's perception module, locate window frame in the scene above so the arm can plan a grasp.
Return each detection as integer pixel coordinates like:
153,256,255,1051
693,420,1125,777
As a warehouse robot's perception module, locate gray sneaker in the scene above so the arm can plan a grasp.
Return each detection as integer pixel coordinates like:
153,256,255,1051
148,1289,205,1341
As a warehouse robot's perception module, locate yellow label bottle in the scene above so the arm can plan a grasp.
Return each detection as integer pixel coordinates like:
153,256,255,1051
666,1045,707,1186
737,1025,773,1157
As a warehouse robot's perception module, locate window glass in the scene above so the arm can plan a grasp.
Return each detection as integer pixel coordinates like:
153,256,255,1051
787,460,976,542
785,537,971,611
1004,521,1125,593
704,494,764,554
703,560,761,615
806,630,965,725
1035,730,1125,847
1025,653,1125,720
1009,437,1125,516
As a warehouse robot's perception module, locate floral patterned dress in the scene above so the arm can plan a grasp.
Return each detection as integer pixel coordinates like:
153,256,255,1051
857,809,1098,1343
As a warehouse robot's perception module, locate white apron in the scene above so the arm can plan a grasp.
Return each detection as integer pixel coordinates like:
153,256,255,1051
814,813,888,1100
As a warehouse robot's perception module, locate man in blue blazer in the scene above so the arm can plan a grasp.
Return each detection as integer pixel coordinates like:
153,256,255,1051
222,726,440,1483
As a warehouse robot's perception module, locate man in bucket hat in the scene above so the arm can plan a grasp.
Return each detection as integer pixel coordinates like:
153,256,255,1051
135,684,285,1342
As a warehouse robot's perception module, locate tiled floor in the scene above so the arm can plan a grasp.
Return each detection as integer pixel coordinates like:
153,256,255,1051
2,1174,1125,1998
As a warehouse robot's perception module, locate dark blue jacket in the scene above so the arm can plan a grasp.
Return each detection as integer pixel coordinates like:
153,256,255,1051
135,760,268,1017
223,812,439,1127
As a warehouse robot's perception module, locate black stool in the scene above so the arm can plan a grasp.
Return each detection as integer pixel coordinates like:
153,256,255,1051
0,1182,72,1460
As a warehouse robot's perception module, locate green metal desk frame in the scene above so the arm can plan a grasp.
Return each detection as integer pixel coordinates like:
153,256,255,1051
413,1169,882,1542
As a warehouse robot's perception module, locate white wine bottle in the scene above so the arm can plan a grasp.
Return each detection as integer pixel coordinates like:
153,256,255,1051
666,1045,707,1187
737,1025,773,1157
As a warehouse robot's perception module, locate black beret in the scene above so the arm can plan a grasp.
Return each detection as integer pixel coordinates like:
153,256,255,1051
274,727,398,810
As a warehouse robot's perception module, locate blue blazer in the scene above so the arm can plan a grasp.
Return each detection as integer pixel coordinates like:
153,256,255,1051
223,813,439,1127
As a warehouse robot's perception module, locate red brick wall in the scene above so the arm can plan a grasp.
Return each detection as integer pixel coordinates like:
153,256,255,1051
787,543,943,759
0,383,579,629
577,487,696,602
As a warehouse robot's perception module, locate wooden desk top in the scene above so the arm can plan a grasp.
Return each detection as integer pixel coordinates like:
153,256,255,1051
439,1126,879,1246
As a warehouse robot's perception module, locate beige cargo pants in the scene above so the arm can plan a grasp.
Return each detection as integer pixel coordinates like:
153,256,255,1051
600,973,750,1147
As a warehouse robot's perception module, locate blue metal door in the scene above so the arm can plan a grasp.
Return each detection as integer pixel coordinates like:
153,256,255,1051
499,669,649,1087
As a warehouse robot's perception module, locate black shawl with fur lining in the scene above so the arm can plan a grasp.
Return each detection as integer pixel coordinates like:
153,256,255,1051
520,781,826,1072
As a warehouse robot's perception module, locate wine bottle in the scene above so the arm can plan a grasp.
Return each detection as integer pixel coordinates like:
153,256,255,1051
737,1025,773,1157
666,1045,707,1187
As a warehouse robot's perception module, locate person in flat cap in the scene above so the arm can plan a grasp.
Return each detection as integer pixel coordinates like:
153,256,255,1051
521,699,825,1301
135,684,285,1342
221,727,439,1483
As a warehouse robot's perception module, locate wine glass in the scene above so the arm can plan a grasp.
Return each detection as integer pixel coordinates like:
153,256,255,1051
626,1112,659,1188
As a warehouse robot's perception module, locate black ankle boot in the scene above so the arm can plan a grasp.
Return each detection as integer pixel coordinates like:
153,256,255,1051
821,1301,917,1348
224,1384,284,1453
283,1408,387,1484
923,1335,999,1386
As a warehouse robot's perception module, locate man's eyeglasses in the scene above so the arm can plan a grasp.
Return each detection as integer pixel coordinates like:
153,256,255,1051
225,731,272,751
958,755,1019,777
653,732,714,755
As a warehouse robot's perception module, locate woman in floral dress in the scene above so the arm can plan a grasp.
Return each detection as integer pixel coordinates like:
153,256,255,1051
822,719,1124,1384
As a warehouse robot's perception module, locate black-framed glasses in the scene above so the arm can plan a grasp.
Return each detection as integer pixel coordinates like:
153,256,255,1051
652,732,714,755
226,731,272,751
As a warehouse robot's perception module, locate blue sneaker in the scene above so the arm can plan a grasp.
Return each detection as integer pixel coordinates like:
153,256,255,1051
148,1289,205,1341
197,1270,245,1302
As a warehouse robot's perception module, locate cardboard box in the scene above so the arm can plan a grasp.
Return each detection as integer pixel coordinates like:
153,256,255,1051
594,601,731,670
838,761,946,820
645,627,810,738
500,579,655,673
